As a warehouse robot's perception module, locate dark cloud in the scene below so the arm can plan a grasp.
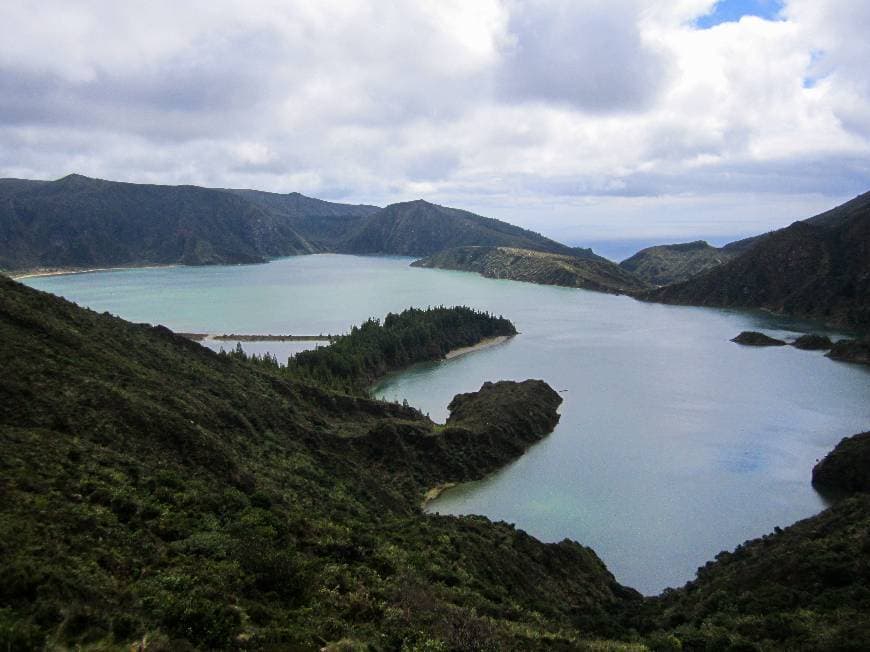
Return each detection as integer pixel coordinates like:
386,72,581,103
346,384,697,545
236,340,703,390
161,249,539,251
497,0,668,111
405,149,461,181
0,27,293,142
508,155,870,201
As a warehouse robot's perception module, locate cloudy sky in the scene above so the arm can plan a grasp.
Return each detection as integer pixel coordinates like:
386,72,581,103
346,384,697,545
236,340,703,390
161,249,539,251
2,0,869,252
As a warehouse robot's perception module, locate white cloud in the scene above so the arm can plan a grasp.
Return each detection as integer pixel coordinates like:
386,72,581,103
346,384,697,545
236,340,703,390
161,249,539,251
0,0,868,243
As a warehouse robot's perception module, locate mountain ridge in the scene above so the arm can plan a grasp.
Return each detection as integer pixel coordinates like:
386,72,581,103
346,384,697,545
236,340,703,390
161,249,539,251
336,198,595,259
0,174,608,274
642,194,870,329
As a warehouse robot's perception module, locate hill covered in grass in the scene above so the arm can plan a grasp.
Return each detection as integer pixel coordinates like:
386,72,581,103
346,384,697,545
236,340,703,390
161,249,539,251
618,240,738,286
638,492,870,650
338,200,586,259
227,188,380,251
642,192,870,329
0,275,638,650
411,246,649,295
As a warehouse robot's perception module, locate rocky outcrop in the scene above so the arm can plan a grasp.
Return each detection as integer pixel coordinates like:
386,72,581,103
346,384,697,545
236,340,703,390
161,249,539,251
812,432,870,494
731,331,787,346
826,338,870,365
352,380,563,488
791,333,834,350
412,245,649,294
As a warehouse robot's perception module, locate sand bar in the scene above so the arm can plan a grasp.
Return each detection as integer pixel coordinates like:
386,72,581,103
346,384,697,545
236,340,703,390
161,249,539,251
444,335,512,360
11,264,177,280
421,483,457,509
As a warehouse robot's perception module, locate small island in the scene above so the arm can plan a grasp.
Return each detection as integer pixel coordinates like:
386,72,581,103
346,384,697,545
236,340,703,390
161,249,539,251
731,331,787,346
826,338,870,365
791,333,833,350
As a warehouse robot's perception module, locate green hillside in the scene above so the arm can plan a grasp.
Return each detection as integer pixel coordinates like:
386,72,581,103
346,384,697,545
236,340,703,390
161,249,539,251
338,200,591,259
0,276,636,650
0,175,319,270
412,246,648,295
619,241,738,286
0,176,613,275
643,192,870,330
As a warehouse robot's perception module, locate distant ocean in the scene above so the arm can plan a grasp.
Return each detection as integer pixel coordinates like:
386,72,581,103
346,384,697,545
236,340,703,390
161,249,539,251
578,236,748,262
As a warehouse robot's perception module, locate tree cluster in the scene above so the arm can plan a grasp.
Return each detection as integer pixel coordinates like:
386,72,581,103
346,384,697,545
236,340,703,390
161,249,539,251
288,306,516,393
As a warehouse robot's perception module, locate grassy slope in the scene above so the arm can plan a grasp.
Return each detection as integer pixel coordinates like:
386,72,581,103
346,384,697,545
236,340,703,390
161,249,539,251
339,201,589,259
643,196,870,330
618,241,737,287
638,494,870,651
0,276,636,650
227,190,380,251
411,246,649,295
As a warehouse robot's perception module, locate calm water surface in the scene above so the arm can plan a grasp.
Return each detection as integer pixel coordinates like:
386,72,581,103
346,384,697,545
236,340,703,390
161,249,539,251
25,255,870,594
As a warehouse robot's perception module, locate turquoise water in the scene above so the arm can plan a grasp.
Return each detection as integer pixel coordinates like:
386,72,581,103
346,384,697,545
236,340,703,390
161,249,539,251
24,255,870,594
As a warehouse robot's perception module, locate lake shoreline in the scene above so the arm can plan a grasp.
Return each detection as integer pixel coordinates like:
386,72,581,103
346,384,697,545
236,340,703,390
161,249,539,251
421,483,457,509
21,253,870,596
445,335,513,359
10,263,178,280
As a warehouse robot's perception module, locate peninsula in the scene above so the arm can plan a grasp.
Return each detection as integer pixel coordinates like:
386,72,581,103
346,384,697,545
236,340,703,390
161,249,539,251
411,245,649,295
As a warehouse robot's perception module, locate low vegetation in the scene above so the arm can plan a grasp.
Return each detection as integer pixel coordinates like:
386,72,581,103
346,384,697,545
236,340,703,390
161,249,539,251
644,191,870,329
338,200,579,258
618,241,737,286
412,246,648,295
639,494,870,650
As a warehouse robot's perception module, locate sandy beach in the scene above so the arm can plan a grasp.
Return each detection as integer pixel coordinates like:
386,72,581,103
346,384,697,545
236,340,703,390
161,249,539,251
11,264,177,280
420,483,457,509
444,335,512,360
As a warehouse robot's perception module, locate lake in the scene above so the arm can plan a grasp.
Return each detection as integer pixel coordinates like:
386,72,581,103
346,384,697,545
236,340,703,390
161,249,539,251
23,254,870,595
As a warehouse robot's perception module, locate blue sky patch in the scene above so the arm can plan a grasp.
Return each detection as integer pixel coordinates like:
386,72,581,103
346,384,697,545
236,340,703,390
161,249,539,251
696,0,784,29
